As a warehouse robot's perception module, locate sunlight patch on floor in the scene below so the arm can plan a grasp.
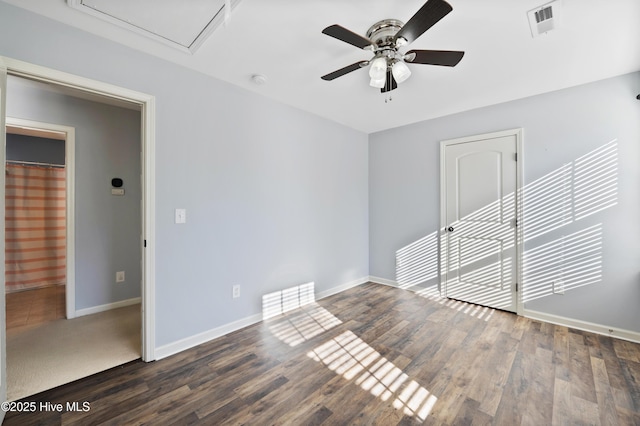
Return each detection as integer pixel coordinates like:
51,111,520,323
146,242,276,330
308,330,437,420
266,303,342,347
415,287,495,322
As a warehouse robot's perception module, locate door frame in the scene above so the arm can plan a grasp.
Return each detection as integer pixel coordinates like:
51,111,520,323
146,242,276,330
0,57,157,366
439,128,524,315
5,118,76,319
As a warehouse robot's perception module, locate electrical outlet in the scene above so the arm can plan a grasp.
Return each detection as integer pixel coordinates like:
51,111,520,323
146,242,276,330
232,285,240,299
553,279,564,295
116,271,125,283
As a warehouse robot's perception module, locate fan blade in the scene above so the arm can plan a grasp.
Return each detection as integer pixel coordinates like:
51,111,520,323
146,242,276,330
405,50,464,66
381,69,398,93
321,61,368,81
322,25,373,49
394,0,453,45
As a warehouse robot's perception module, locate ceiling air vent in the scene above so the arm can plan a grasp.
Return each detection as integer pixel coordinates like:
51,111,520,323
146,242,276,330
527,0,562,38
67,0,241,53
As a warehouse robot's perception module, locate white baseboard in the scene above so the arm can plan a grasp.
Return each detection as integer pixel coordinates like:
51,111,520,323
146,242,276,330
155,313,263,360
316,276,370,300
75,297,141,317
156,276,371,360
523,309,640,344
368,276,399,288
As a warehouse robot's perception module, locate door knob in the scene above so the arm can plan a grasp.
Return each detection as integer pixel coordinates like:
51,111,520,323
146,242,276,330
447,226,454,232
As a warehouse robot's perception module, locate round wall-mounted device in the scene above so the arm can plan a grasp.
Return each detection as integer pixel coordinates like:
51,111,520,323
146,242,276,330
111,178,123,188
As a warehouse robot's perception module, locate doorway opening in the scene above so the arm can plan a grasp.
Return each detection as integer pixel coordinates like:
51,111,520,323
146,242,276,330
0,57,156,404
3,81,144,400
5,119,74,322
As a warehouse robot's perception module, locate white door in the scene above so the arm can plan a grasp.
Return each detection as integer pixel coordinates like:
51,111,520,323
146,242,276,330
441,130,520,312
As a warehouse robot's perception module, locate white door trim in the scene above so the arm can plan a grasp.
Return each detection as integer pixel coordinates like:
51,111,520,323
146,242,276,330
5,118,76,319
440,128,524,315
0,56,156,362
0,57,7,418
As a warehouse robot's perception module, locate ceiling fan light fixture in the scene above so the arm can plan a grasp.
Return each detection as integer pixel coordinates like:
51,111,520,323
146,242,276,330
392,61,412,84
369,57,387,80
320,0,465,93
370,76,386,88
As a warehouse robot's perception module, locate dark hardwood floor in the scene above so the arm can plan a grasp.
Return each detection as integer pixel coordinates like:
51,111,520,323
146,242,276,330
4,283,640,425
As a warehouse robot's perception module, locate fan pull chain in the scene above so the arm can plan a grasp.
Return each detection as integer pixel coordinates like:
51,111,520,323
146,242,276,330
384,71,392,103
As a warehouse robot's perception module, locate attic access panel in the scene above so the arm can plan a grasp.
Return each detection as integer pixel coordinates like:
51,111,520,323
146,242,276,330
67,0,240,53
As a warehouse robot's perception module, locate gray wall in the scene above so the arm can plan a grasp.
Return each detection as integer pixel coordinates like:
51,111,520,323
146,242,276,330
6,80,143,310
370,72,640,332
6,134,65,165
0,3,369,346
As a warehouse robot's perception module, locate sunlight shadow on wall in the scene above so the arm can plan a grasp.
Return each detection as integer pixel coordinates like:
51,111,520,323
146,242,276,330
396,231,438,289
573,141,618,220
308,330,437,421
523,224,603,302
523,140,618,240
522,163,573,240
519,140,616,300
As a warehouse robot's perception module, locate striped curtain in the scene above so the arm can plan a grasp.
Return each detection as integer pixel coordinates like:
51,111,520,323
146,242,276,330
5,164,66,293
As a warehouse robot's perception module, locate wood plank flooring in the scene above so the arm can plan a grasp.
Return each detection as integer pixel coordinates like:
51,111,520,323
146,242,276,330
4,283,640,425
6,285,65,333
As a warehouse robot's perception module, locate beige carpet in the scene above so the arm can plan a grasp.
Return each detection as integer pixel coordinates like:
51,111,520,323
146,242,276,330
7,304,141,401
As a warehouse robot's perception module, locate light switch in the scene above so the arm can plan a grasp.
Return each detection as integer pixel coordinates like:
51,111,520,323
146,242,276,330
175,208,186,224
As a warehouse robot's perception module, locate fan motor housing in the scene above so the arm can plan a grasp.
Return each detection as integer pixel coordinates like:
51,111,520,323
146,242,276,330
366,19,404,48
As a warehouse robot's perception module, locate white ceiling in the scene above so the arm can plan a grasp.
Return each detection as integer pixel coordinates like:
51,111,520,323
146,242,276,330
4,0,640,134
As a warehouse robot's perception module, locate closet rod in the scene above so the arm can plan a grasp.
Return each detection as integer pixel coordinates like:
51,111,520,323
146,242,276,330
6,160,65,168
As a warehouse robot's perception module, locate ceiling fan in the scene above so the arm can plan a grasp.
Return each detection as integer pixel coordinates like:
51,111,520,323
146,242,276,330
321,0,464,93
